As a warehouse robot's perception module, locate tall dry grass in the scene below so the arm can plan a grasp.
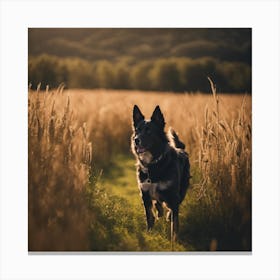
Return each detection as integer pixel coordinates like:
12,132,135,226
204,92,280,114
28,85,93,250
28,85,251,251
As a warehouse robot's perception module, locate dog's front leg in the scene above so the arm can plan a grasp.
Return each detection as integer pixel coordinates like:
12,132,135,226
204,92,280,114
165,194,180,241
141,191,155,231
155,201,163,218
171,206,179,241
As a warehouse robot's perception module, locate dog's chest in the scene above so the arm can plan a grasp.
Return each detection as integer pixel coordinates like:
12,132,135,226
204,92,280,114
140,180,171,200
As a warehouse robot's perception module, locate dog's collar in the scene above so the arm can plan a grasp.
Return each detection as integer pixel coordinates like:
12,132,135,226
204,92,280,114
139,145,169,169
149,153,163,165
140,149,168,183
149,144,170,165
140,154,164,184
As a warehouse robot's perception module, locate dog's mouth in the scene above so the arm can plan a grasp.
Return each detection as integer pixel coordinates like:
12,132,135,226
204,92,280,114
136,145,148,154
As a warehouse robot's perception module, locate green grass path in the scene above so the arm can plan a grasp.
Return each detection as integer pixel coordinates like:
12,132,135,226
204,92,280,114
97,153,192,251
101,154,140,206
92,153,250,252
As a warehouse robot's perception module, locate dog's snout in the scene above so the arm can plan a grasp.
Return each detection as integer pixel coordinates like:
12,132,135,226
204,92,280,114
134,137,140,146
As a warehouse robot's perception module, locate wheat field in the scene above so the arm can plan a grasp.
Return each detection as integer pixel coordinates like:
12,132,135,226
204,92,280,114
28,85,251,251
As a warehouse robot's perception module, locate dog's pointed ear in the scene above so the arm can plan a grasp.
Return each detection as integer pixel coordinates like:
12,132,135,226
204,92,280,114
151,105,165,129
133,105,144,128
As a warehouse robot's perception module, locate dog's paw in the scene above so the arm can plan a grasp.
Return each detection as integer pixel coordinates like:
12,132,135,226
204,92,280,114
147,216,155,231
166,210,171,221
147,227,153,232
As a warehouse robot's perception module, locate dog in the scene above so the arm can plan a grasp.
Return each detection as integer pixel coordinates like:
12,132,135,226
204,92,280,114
131,105,190,241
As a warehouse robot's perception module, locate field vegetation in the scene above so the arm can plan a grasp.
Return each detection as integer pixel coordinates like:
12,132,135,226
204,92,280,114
28,85,251,251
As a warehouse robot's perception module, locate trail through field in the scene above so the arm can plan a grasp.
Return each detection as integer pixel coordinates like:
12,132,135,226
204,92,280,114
95,153,195,252
101,154,140,207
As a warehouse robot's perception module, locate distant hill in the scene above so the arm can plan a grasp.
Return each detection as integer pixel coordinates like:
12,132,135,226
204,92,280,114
29,28,251,64
28,28,251,93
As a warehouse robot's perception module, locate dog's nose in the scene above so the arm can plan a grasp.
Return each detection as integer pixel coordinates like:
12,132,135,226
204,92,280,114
134,137,140,146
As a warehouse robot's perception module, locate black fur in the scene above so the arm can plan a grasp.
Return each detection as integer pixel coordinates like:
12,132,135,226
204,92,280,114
131,105,190,240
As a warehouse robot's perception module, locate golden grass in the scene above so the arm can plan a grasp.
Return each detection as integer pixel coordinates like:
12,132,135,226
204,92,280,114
28,86,92,250
28,86,251,251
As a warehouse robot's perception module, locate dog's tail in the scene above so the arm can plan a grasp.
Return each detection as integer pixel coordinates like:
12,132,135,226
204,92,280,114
168,127,185,149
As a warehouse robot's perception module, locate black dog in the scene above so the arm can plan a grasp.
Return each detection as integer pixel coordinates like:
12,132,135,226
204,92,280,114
131,105,190,241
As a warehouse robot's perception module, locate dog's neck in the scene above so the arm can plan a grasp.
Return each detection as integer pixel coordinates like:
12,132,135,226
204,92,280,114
138,144,169,169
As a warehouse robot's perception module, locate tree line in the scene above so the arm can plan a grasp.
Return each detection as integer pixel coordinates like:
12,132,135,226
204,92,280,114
28,54,251,93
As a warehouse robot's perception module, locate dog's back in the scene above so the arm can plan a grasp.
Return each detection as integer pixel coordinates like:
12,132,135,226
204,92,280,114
168,128,190,203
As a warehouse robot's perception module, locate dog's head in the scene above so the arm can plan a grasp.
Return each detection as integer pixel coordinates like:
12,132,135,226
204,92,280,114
132,105,168,163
